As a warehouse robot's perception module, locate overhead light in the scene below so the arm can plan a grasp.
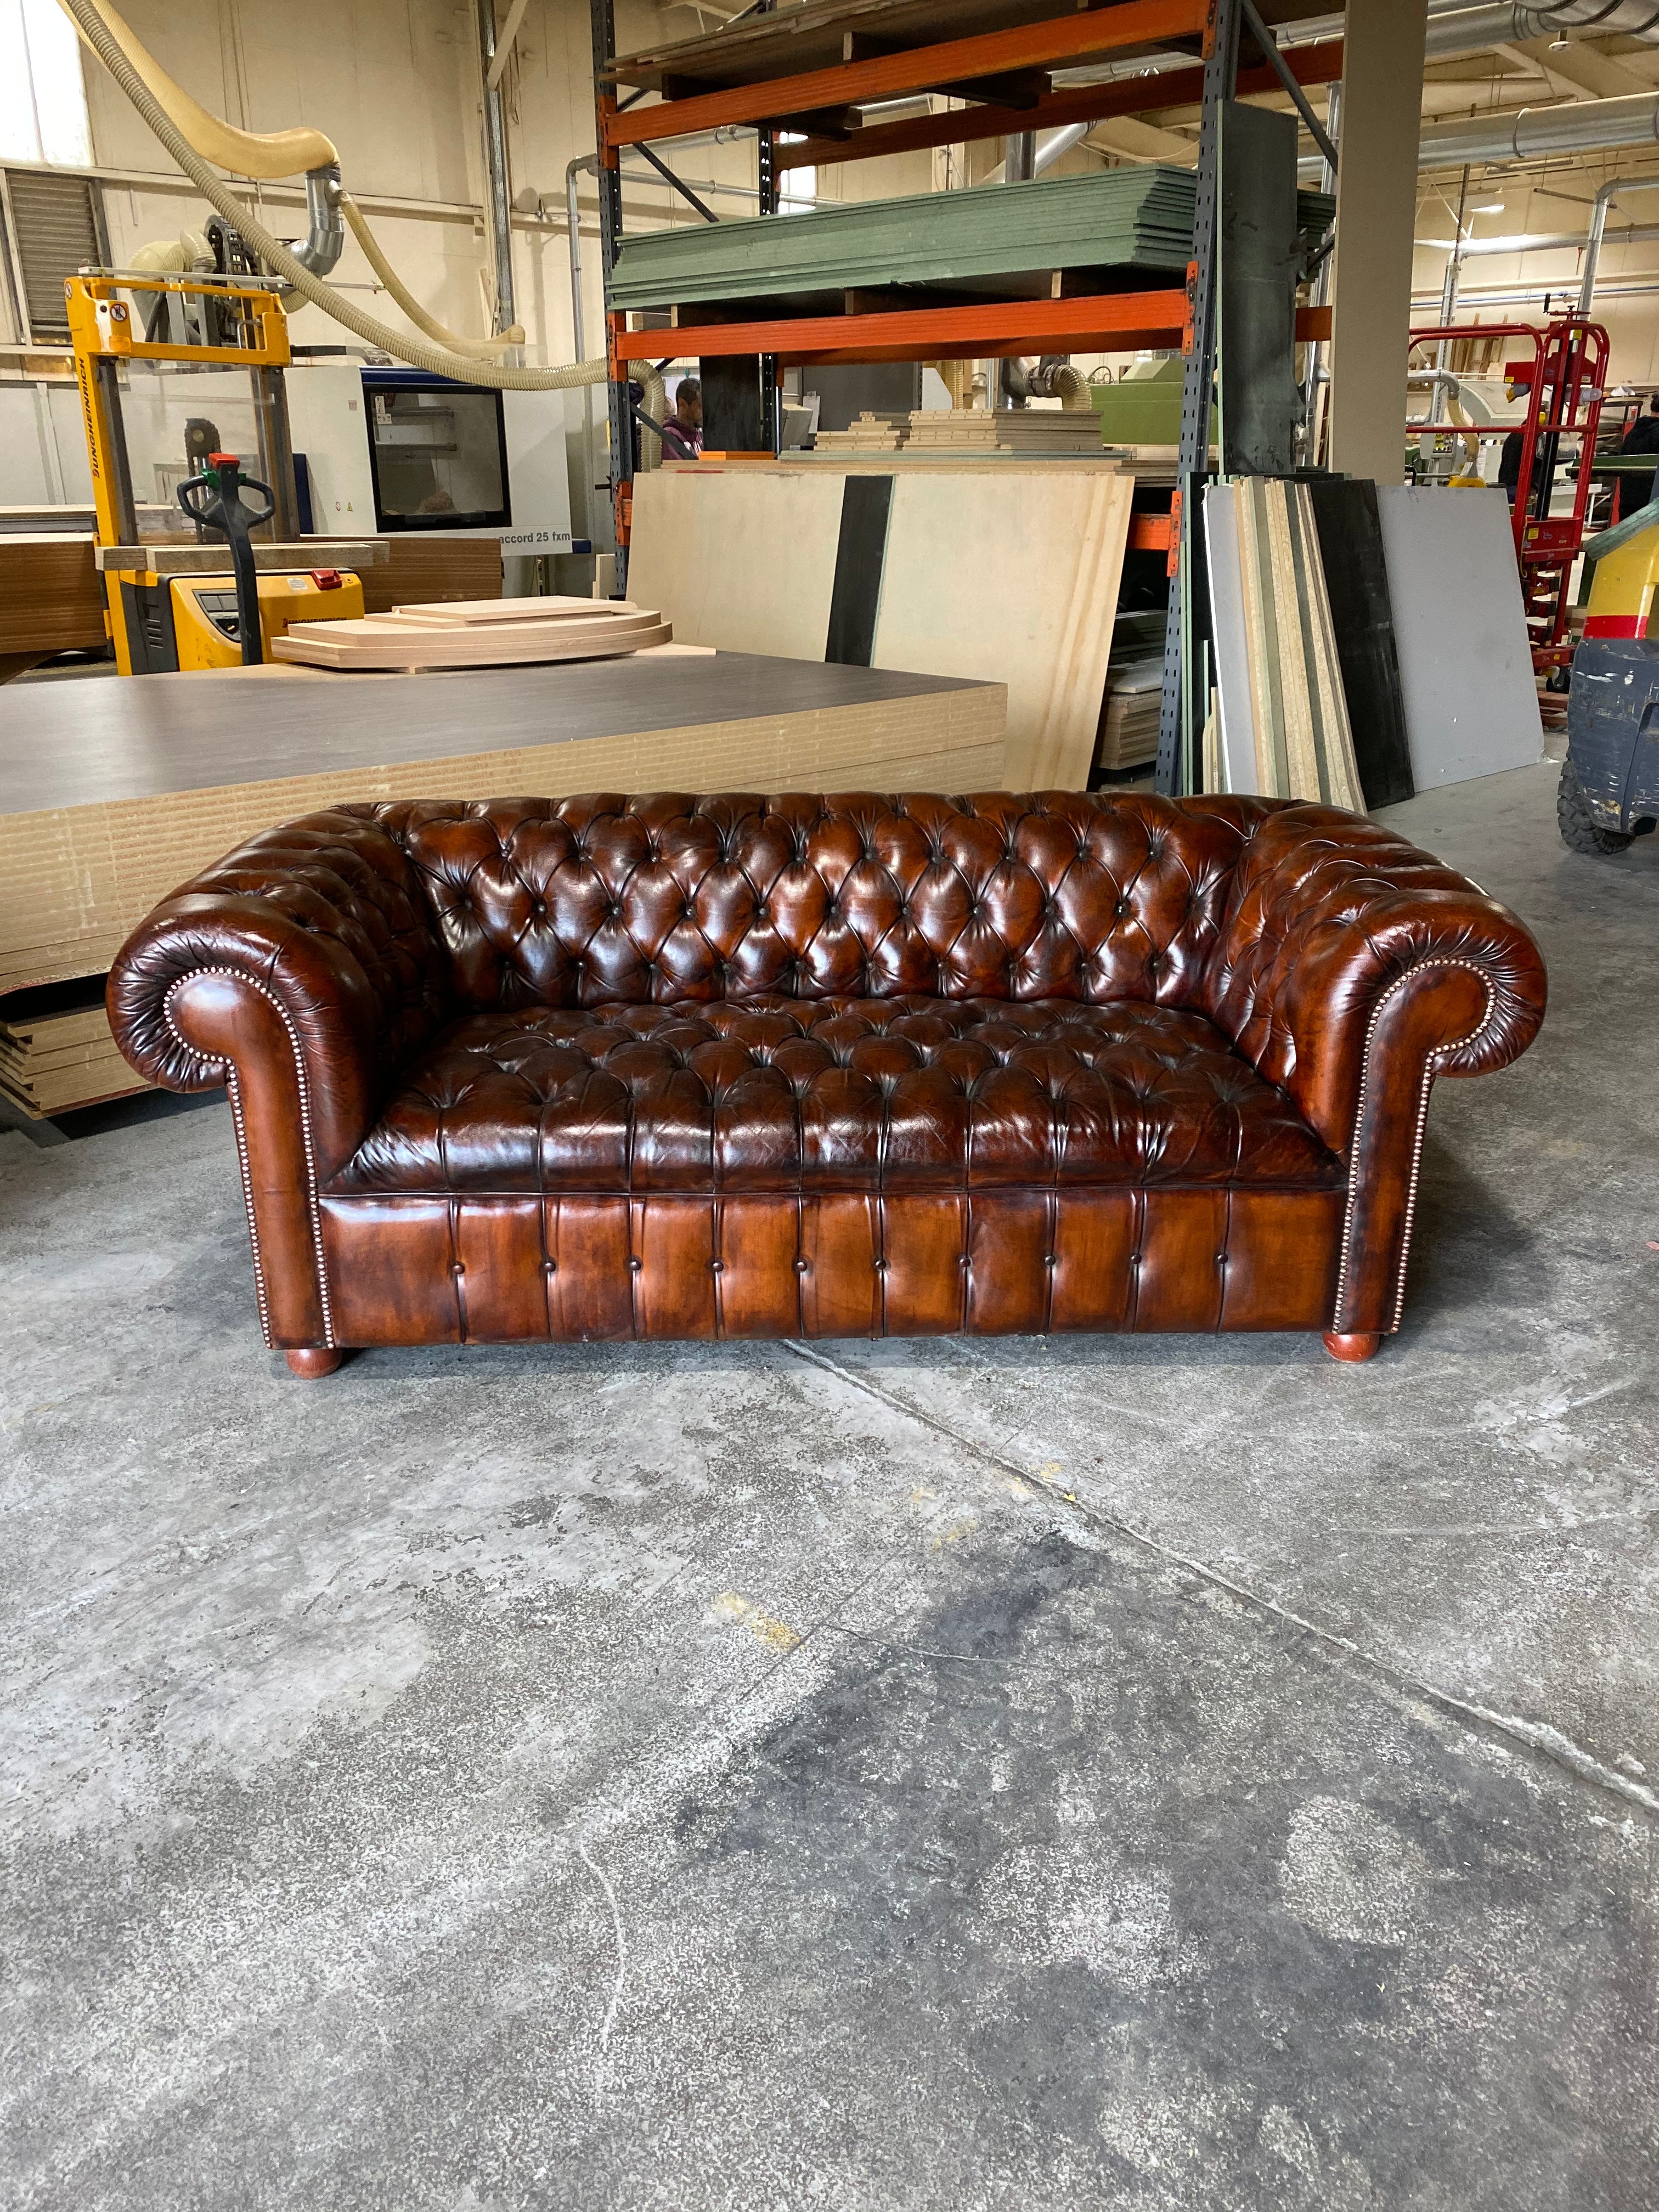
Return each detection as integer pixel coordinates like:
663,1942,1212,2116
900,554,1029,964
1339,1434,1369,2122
1471,201,1506,215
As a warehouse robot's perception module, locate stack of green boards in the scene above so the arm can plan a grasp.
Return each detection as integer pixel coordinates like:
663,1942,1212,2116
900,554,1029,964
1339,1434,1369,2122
609,169,1336,311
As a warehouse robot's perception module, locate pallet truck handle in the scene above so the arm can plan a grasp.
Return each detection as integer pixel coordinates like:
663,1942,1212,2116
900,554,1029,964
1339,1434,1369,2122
177,454,276,667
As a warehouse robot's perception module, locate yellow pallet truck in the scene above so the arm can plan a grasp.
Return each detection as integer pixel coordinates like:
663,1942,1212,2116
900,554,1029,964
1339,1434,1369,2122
67,269,368,673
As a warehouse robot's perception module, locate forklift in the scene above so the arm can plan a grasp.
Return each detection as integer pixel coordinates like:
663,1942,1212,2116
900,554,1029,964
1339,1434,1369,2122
67,264,367,673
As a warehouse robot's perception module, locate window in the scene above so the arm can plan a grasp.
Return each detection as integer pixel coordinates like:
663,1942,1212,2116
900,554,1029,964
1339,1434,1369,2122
0,0,93,169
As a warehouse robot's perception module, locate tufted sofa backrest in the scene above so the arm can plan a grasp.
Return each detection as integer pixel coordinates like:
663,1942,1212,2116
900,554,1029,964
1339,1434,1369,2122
354,791,1284,1013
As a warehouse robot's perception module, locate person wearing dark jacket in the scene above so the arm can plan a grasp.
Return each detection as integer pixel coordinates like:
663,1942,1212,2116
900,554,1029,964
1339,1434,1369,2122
1621,394,1659,510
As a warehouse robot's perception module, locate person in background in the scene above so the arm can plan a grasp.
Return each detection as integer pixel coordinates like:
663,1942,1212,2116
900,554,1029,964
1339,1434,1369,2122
661,376,703,460
1620,391,1659,510
1499,424,1526,506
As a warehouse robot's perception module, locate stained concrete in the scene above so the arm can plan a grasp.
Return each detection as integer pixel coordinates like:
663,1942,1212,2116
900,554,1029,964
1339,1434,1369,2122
3,758,1656,2211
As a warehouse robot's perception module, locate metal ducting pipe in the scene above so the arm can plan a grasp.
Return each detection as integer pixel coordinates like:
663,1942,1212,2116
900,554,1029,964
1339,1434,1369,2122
1418,89,1659,167
1427,1,1659,54
981,120,1090,185
1301,89,1659,178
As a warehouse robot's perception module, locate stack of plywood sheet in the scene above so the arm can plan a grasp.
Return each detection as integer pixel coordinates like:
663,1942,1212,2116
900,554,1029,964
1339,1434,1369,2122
628,463,1132,789
1093,654,1164,775
609,170,1339,309
904,409,1105,455
0,535,108,679
272,596,671,672
1205,477,1364,807
0,1000,145,1117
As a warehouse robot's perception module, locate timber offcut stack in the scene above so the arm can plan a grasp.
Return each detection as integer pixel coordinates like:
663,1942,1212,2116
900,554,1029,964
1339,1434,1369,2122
1093,654,1164,776
812,413,911,453
0,997,145,1118
904,409,1105,454
609,170,1337,308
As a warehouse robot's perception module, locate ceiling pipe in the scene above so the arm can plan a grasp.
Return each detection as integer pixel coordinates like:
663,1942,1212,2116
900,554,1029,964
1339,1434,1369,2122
1417,88,1659,167
1579,172,1659,307
980,120,1091,186
1300,88,1659,178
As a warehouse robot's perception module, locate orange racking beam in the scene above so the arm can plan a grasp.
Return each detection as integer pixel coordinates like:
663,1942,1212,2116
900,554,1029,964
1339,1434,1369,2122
613,298,1333,369
780,39,1345,171
1128,514,1173,552
615,291,1189,367
603,0,1210,149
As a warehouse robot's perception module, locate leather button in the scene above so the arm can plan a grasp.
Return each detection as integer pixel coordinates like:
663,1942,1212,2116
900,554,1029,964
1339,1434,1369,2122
543,1260,557,1275
628,1257,643,1272
1115,899,1131,919
450,1261,464,1277
794,1258,810,1273
710,1258,724,1272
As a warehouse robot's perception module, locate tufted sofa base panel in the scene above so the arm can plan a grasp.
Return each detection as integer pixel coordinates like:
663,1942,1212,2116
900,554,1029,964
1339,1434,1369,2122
316,1187,1346,1345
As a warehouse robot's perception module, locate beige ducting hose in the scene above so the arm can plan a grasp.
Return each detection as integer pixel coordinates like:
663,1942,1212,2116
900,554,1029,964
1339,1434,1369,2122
57,0,607,394
1052,364,1092,411
334,193,527,358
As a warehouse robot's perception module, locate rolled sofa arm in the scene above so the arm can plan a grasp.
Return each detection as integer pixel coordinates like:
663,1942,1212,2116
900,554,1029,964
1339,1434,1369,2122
1203,805,1547,1336
108,808,455,1349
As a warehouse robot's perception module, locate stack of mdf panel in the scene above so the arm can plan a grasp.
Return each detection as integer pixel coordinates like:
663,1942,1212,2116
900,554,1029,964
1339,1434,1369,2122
1093,654,1164,775
904,409,1105,455
0,999,143,1118
609,171,1338,309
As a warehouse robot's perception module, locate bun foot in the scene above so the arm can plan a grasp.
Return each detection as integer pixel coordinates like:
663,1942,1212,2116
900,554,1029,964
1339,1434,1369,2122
1323,1330,1382,1363
285,1346,345,1378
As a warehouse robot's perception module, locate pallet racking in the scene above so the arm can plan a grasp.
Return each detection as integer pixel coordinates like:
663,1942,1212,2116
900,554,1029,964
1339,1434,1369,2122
588,0,1337,794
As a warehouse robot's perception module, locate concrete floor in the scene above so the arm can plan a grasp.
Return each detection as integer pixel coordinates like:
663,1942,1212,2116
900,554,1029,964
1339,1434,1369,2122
3,758,1656,2211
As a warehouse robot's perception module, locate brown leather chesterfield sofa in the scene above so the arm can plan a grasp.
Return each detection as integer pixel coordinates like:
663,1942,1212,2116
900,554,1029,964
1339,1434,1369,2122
108,792,1545,1376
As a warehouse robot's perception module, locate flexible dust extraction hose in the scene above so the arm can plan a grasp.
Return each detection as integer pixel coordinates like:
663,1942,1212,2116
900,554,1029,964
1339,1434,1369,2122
1052,364,1092,411
58,0,607,394
336,191,527,358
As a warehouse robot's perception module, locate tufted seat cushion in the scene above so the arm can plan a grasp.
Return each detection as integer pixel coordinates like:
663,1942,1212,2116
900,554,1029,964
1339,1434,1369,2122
325,994,1342,1197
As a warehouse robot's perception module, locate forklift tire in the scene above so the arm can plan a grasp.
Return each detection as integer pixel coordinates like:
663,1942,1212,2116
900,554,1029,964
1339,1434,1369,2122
1558,756,1634,856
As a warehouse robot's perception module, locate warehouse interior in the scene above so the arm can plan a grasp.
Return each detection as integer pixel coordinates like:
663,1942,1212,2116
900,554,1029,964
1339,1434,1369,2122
3,2,1657,2206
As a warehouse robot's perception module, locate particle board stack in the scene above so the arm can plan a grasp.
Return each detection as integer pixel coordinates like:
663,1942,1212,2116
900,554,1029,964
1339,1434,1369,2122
609,170,1336,309
272,596,671,672
904,409,1105,455
0,1001,145,1117
0,654,1006,1023
1093,654,1164,775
